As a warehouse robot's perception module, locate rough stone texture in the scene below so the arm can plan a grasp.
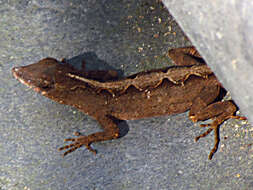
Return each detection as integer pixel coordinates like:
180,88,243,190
163,0,253,125
0,0,252,189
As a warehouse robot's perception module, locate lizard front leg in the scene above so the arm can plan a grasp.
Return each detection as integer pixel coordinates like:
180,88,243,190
58,115,120,157
168,46,204,66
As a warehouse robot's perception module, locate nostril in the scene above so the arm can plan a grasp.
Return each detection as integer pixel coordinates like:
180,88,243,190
12,67,17,74
12,68,21,79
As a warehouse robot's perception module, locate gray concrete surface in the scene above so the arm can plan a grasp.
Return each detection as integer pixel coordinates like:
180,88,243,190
163,0,253,125
0,0,252,189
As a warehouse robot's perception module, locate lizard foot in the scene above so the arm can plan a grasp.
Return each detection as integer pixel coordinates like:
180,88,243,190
195,115,246,160
58,132,97,157
195,126,219,160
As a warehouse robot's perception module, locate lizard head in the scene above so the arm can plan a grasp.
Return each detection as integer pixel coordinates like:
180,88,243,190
12,58,73,95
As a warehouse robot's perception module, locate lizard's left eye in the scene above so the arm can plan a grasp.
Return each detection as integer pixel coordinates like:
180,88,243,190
38,79,54,90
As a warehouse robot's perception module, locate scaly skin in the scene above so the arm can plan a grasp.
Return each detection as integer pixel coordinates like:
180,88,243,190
12,47,246,160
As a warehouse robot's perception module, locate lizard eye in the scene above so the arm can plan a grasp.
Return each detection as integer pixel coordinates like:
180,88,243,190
37,76,54,90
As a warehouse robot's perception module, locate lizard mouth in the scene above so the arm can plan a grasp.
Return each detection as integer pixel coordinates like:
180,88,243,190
12,67,34,88
12,67,54,94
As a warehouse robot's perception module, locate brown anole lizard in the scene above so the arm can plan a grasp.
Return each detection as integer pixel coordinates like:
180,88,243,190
12,47,246,160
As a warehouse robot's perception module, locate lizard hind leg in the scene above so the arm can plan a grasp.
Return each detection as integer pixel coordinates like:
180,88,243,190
193,100,246,160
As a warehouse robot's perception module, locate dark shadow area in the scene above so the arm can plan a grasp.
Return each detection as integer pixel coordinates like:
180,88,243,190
107,115,129,138
63,52,124,77
214,87,227,102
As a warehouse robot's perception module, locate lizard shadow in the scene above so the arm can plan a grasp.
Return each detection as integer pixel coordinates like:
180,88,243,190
63,52,124,77
107,115,129,138
65,52,129,138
